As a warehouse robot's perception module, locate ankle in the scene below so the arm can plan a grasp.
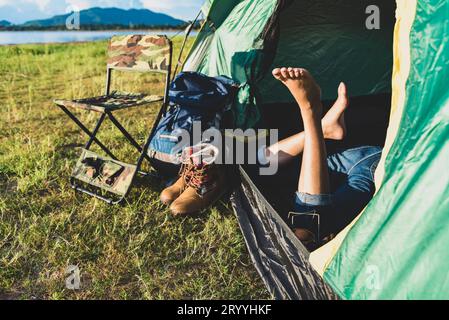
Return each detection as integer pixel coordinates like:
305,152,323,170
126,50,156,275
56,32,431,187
321,121,346,141
322,125,331,139
300,106,322,123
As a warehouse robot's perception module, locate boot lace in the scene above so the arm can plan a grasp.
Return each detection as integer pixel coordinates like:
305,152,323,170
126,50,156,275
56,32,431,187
179,160,209,196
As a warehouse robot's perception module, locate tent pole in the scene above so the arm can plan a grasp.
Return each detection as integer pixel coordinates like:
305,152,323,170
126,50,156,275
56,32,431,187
171,10,202,81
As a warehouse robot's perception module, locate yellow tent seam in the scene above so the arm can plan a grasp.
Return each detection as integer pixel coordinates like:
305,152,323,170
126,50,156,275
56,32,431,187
309,0,418,278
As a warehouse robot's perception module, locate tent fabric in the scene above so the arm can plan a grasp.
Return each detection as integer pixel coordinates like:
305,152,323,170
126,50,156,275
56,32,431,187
257,0,395,104
231,167,338,300
201,0,243,28
323,0,449,299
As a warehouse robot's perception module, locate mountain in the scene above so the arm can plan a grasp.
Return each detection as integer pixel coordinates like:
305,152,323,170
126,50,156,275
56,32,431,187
0,20,11,27
21,7,185,28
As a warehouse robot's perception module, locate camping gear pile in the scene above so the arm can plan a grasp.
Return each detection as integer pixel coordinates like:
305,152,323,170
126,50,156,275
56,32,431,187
55,0,449,300
149,72,238,215
148,71,237,176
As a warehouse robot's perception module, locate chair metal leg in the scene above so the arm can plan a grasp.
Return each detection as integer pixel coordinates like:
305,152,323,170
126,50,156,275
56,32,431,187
57,105,117,160
136,127,158,176
118,120,162,203
70,177,119,205
106,111,153,163
59,104,159,205
85,113,106,150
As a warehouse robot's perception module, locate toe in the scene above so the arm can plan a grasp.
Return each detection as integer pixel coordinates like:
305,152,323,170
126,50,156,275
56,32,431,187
288,67,295,78
272,68,282,79
280,67,289,79
294,68,301,78
273,68,287,81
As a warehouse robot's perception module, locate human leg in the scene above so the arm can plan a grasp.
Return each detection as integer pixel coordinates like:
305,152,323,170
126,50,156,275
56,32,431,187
272,67,331,243
264,78,349,167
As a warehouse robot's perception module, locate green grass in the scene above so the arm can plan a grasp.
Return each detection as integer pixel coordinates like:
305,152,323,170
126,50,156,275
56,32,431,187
0,38,269,300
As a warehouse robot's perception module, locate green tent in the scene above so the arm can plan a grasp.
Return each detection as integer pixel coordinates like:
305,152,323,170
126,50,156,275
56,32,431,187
183,0,449,300
185,0,395,128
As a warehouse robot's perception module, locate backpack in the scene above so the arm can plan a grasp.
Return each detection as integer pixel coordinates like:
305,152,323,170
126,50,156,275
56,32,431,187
148,72,238,177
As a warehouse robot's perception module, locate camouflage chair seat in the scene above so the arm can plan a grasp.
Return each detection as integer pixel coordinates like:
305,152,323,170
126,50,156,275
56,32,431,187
54,91,163,113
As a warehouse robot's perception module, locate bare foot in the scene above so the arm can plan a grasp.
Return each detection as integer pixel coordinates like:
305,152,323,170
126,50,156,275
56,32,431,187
273,67,322,114
322,82,349,140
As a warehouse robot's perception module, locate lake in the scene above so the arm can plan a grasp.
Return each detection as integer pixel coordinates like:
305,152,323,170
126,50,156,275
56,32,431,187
0,30,196,45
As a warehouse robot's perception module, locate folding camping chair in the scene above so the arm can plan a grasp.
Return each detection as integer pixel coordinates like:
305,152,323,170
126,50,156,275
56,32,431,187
54,35,172,204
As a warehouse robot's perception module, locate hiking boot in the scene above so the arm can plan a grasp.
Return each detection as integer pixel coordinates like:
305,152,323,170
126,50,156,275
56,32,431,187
294,228,318,252
169,143,226,216
160,176,187,206
160,145,200,205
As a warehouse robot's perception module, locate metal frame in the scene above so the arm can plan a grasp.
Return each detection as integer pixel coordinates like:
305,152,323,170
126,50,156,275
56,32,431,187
288,211,321,248
57,38,173,205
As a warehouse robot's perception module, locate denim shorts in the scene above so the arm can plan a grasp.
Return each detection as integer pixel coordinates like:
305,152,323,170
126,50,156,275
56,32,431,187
292,146,383,234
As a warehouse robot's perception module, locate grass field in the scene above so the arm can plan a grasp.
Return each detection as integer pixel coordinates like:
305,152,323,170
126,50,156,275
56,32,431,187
0,37,269,300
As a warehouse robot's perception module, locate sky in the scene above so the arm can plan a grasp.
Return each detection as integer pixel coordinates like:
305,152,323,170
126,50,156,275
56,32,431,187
0,0,204,24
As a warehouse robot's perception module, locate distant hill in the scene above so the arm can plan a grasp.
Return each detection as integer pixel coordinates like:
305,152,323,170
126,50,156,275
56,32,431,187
21,7,185,29
0,20,11,27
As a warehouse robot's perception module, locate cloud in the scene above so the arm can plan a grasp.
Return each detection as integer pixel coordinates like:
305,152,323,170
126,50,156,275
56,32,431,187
0,0,66,24
0,0,202,24
140,0,200,10
65,0,143,11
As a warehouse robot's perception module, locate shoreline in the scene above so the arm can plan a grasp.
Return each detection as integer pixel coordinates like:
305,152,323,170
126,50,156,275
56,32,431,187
0,30,196,46
0,28,187,33
0,40,106,47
